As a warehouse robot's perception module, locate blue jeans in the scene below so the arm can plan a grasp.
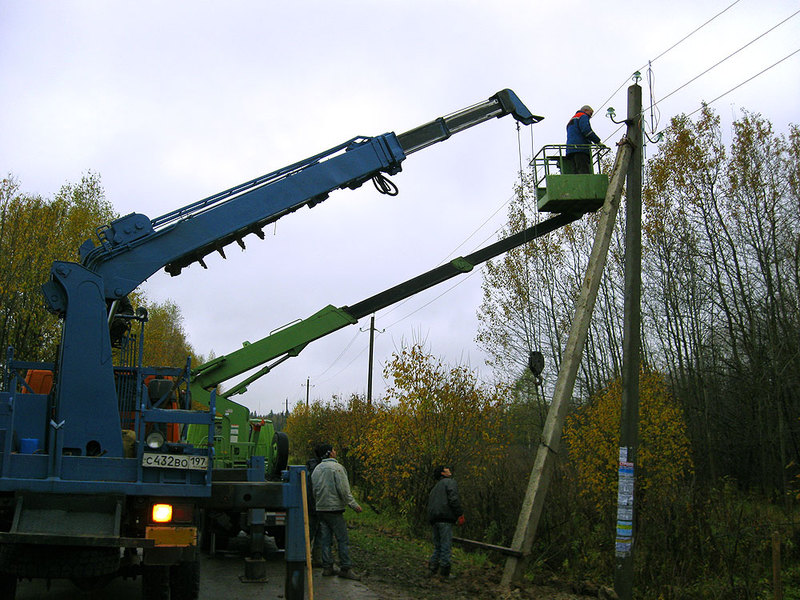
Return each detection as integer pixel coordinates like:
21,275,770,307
317,511,351,570
429,521,453,568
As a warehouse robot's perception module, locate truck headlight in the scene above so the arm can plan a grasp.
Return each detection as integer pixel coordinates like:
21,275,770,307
146,431,166,449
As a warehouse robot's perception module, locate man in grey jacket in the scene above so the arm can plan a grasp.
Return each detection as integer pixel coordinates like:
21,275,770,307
426,465,464,579
310,443,362,580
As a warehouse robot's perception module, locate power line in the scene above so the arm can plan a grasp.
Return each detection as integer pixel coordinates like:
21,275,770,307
640,44,800,134
596,0,746,116
646,0,745,67
601,12,800,143
655,8,800,108
378,188,517,321
314,198,516,383
684,46,800,119
311,178,518,383
313,328,361,378
381,268,480,331
379,207,517,330
314,342,370,387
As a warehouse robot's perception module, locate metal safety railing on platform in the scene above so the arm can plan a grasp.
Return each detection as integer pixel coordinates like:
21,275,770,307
531,144,610,214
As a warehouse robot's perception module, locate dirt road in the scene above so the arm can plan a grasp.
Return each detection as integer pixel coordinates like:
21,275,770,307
15,552,382,600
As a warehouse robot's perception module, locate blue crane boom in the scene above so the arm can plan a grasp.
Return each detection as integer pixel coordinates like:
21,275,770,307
74,89,539,301
34,89,540,461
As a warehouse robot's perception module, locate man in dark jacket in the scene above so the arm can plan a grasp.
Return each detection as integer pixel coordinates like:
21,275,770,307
426,466,464,579
565,105,602,174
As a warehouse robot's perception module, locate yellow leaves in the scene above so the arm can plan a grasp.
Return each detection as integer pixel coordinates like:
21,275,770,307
565,370,694,515
364,344,511,508
287,344,512,519
136,296,204,368
285,394,377,470
1,174,117,361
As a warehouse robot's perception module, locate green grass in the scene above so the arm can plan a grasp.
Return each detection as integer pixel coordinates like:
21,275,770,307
346,502,492,573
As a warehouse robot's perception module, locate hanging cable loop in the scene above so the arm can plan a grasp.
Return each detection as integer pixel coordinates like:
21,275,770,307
372,173,399,196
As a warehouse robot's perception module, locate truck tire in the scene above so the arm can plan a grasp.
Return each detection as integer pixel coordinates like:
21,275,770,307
0,544,119,579
170,559,200,600
270,431,289,478
142,564,170,600
0,573,16,599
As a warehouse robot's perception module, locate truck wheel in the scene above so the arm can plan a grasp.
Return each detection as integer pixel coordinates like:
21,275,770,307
0,573,16,599
270,432,289,478
142,565,170,600
170,559,200,600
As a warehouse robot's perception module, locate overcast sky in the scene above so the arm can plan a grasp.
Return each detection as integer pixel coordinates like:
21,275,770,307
1,1,798,416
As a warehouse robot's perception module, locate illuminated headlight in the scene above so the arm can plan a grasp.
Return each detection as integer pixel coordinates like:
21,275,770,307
146,431,166,449
152,503,173,523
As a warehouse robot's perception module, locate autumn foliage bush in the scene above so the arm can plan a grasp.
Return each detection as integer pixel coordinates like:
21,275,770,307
564,370,694,514
558,370,696,583
286,347,798,597
363,344,509,526
287,344,510,531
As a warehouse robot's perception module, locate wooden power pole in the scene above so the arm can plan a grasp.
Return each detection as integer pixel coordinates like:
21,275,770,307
501,120,636,590
367,315,376,405
614,81,643,600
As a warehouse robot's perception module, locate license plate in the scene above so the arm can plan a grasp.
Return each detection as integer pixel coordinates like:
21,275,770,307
146,526,198,547
142,453,208,470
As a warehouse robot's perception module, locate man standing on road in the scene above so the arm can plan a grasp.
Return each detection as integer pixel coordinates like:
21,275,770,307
311,443,363,581
426,465,464,579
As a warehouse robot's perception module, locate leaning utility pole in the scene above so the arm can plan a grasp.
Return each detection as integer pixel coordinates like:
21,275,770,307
501,131,634,589
614,81,643,600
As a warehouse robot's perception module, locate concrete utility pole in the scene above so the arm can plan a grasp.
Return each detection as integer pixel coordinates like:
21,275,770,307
614,82,643,600
501,136,634,590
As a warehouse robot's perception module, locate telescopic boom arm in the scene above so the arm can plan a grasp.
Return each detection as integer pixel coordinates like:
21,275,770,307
70,90,541,303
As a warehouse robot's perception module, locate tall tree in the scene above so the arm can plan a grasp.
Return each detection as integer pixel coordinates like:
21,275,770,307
0,173,116,363
1,175,206,380
478,109,800,494
478,169,627,403
134,296,206,369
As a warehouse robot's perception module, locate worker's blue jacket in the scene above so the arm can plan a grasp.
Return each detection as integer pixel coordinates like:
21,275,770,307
566,111,601,155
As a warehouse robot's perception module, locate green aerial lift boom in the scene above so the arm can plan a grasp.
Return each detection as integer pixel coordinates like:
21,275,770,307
183,116,610,562
186,207,588,477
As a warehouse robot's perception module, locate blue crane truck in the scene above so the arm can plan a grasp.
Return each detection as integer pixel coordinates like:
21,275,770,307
0,90,543,599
